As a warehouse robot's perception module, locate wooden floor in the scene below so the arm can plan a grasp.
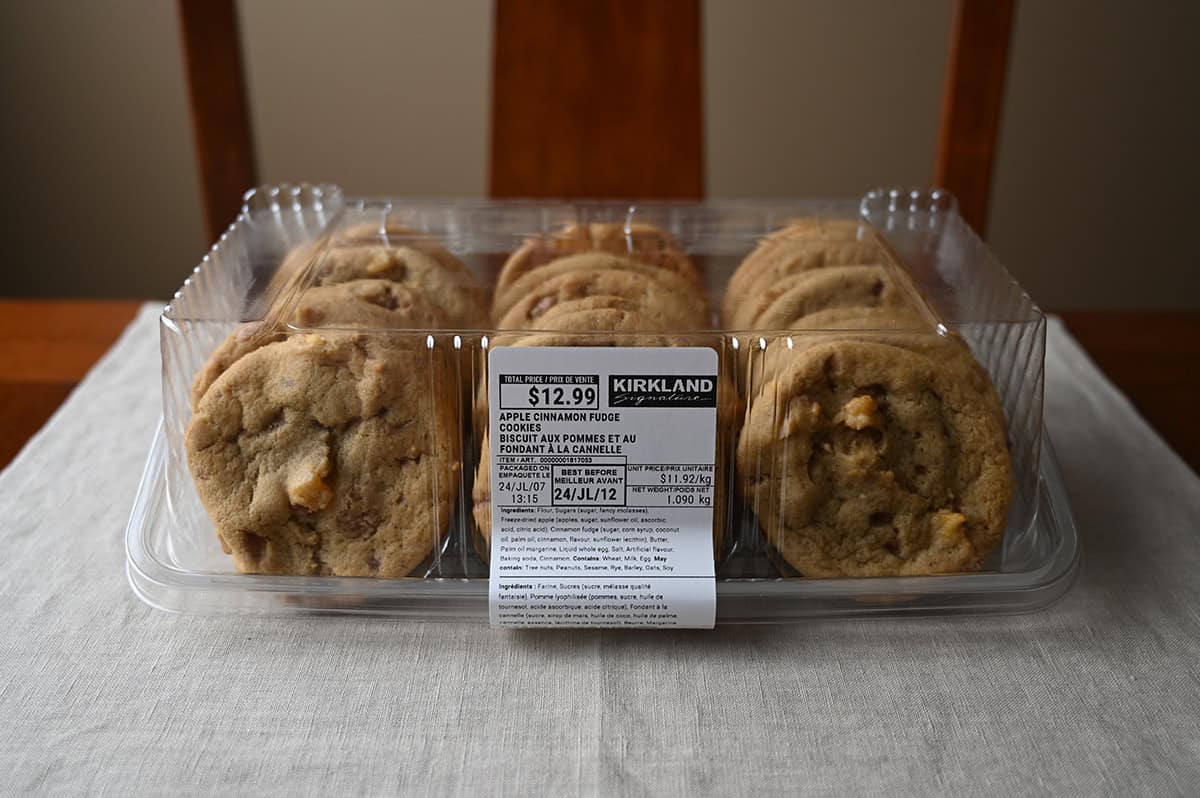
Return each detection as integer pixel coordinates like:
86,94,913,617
0,301,1197,474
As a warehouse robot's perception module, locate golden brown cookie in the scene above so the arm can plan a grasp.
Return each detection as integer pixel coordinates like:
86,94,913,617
498,222,700,296
731,265,912,331
190,322,285,407
737,340,1011,577
721,219,881,326
763,218,866,242
190,280,452,406
530,307,652,333
291,279,449,330
471,429,493,552
270,224,485,326
497,267,708,330
746,306,992,397
315,247,483,326
492,252,710,325
193,231,484,405
186,333,460,577
471,434,494,548
330,222,467,274
519,294,639,326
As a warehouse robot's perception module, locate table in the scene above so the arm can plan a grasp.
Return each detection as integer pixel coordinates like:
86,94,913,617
0,300,142,468
3,303,1200,794
1,302,1197,473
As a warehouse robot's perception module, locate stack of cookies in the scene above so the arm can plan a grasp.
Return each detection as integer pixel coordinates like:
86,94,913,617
492,223,709,330
185,214,1016,583
729,220,1013,577
721,219,888,329
473,222,733,556
186,225,485,578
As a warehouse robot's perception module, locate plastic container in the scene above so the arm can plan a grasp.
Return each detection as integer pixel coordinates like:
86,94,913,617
126,184,1079,621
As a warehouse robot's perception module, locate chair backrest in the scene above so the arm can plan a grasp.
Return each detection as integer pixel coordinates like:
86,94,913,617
934,0,1015,237
178,0,256,242
489,0,702,200
178,0,1012,239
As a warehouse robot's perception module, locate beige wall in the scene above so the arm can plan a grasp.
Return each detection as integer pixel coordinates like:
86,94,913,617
704,0,951,196
238,0,492,196
0,0,206,299
1,1,1197,309
989,0,1200,309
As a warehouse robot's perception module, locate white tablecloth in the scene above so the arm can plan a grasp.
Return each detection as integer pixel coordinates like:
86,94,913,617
2,305,1198,796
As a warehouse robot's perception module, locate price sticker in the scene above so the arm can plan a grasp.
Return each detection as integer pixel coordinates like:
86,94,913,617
487,347,718,629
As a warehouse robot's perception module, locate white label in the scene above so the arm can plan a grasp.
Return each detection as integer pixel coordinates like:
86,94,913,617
487,347,718,628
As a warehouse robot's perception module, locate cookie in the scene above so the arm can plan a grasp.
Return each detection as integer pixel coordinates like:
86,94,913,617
534,307,645,333
763,218,866,243
186,333,460,577
497,267,708,330
738,265,913,331
471,429,493,552
520,294,638,325
316,222,475,284
193,228,484,404
273,232,486,327
736,340,1011,577
492,252,710,324
190,280,452,406
730,248,902,329
757,304,929,332
190,321,285,406
498,222,700,296
291,279,449,330
748,306,991,395
315,246,485,326
722,219,881,326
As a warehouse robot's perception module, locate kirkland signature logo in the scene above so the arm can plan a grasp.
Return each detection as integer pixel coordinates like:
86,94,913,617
608,375,718,408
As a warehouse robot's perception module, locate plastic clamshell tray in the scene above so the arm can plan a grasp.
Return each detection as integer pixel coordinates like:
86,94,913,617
126,184,1079,621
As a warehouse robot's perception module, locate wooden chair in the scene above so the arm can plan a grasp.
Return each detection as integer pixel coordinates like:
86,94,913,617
179,0,1013,240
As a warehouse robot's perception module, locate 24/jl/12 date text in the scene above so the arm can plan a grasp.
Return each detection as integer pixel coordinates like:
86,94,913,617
553,486,620,504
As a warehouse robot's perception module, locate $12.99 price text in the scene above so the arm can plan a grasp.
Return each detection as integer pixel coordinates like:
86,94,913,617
527,386,597,407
